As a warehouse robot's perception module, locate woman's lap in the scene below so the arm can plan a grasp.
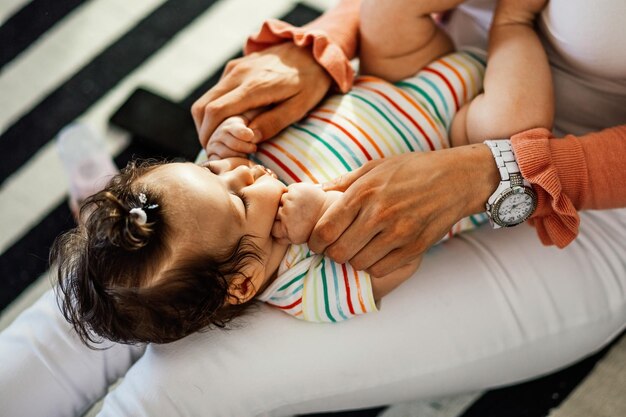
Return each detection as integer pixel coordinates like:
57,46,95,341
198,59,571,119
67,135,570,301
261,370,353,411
0,290,144,417
94,208,626,416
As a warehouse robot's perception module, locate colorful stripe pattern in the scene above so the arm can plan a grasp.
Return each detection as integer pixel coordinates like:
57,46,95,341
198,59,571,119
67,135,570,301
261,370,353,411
256,50,490,241
257,244,377,322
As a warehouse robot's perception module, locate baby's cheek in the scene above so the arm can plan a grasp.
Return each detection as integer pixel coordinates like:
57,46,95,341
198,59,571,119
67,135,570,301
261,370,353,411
258,179,288,212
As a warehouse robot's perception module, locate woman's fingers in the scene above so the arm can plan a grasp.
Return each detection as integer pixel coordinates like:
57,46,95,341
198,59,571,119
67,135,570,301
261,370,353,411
196,83,292,148
359,243,423,278
308,160,385,255
191,82,237,132
322,160,382,192
308,193,366,260
248,95,311,141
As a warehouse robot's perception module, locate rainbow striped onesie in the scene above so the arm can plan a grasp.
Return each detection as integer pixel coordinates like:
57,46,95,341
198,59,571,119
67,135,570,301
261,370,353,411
256,50,487,322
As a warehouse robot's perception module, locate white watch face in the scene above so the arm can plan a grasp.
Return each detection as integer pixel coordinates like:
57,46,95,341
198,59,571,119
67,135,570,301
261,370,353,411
496,191,535,225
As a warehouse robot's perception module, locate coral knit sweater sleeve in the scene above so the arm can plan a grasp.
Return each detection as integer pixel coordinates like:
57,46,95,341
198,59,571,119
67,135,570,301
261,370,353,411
512,125,626,248
245,0,360,93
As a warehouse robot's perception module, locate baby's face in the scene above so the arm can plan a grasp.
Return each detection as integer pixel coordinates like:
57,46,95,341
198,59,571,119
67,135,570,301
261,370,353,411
141,159,287,261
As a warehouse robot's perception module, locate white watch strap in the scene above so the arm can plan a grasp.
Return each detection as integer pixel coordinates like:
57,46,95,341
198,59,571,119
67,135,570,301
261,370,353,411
484,140,530,203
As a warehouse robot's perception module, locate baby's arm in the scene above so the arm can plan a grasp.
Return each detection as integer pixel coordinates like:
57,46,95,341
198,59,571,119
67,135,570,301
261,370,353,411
359,0,462,82
450,0,554,146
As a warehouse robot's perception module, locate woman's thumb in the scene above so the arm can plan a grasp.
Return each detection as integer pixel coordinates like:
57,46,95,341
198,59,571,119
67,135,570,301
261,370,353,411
322,169,361,192
322,160,381,192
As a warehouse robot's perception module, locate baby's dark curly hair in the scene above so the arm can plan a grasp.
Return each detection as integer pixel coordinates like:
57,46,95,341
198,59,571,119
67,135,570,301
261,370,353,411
51,159,261,347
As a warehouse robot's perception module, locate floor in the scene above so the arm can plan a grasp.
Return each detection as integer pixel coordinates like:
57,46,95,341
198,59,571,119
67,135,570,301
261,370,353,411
1,1,624,416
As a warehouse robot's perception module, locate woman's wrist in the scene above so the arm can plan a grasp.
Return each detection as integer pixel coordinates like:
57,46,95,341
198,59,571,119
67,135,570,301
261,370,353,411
244,0,360,93
457,143,501,217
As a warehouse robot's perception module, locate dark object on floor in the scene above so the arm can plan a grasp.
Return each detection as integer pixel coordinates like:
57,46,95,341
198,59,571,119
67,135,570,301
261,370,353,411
299,406,387,417
111,88,201,161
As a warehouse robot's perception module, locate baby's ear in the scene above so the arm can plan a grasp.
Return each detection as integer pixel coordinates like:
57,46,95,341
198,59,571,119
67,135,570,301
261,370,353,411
226,274,258,305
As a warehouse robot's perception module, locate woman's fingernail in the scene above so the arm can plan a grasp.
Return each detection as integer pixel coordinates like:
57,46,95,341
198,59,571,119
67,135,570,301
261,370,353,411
252,129,263,143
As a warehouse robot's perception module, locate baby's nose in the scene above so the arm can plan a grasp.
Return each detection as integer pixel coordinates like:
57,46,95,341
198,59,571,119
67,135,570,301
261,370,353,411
226,165,255,190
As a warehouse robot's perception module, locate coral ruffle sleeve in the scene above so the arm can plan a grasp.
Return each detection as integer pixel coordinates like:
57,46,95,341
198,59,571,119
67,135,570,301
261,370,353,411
244,0,360,93
511,125,626,248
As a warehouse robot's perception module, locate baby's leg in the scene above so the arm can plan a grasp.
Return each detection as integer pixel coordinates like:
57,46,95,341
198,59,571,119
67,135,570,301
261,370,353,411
451,0,553,146
359,0,464,82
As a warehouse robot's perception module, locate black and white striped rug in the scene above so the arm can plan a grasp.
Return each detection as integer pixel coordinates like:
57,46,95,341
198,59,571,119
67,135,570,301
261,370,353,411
1,1,623,416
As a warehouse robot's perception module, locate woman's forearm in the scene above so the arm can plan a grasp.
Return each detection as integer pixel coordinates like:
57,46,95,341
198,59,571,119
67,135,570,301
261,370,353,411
244,0,361,92
301,0,361,59
512,124,626,247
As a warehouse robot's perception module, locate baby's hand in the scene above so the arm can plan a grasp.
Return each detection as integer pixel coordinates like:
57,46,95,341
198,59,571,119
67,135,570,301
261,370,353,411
205,115,257,160
272,183,328,245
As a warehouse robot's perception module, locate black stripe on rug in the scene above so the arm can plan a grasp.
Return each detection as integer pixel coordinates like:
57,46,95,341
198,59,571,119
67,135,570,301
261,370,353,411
0,202,75,311
0,0,87,69
0,0,220,187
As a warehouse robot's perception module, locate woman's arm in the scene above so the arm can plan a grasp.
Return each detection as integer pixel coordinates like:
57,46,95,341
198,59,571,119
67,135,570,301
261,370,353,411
191,0,361,148
307,125,626,276
246,0,361,92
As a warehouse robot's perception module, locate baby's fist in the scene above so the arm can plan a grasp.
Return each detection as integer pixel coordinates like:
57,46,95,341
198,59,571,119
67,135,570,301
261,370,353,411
272,183,327,244
206,115,257,160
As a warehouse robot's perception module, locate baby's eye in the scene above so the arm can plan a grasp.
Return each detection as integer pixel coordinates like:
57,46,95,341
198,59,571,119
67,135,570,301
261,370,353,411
201,162,218,174
238,191,250,211
230,190,249,213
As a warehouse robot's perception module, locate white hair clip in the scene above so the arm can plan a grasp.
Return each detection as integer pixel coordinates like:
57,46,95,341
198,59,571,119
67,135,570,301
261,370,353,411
130,193,159,225
129,207,148,225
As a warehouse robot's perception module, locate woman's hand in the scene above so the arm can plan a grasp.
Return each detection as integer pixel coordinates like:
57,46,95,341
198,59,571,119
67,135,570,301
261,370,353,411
191,42,332,150
308,144,500,277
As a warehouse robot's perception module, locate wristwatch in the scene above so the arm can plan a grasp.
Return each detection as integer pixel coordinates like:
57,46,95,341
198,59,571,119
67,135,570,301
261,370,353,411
484,140,537,228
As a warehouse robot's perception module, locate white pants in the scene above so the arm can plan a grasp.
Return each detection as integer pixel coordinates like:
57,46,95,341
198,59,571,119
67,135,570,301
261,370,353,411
2,208,625,416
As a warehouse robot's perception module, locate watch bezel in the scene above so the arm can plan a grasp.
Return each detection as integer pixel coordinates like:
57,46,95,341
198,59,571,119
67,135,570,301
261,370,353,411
491,186,537,227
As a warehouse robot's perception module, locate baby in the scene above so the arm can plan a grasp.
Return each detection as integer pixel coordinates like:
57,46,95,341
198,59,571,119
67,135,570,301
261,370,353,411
52,157,414,345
